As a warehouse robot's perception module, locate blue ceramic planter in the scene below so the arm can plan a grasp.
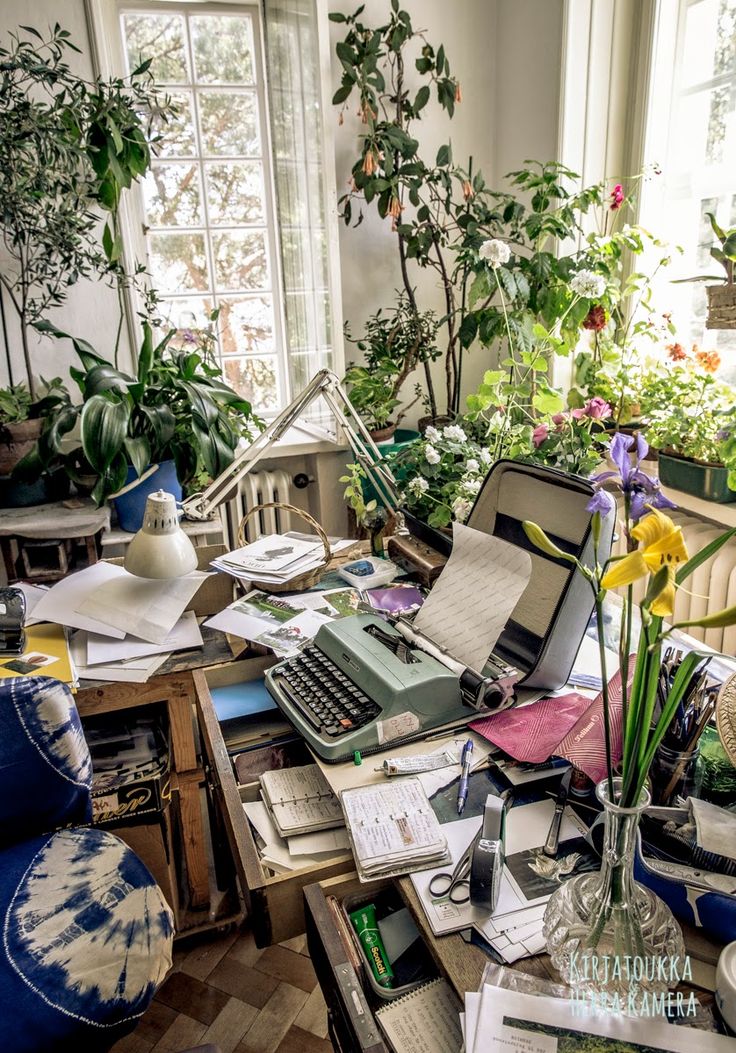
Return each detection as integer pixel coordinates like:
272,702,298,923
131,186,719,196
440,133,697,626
113,460,182,532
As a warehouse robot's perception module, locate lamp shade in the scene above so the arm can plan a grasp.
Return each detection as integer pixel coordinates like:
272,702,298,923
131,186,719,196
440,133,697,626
124,490,198,579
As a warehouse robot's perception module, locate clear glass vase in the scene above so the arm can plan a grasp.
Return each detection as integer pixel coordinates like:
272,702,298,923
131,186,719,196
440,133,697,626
543,778,685,1000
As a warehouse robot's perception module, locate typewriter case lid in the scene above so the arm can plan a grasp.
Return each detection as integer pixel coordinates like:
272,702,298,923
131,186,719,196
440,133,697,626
407,459,613,691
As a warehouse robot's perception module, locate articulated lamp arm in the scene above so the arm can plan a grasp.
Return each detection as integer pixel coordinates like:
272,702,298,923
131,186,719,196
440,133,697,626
181,369,400,521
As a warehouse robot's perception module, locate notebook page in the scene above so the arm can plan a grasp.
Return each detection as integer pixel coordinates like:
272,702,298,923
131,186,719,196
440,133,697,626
375,978,462,1053
341,779,446,867
260,764,335,804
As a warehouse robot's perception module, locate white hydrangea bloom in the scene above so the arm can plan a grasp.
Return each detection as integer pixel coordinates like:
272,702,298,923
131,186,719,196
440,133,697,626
424,425,440,442
570,269,605,299
478,239,511,268
443,424,467,442
407,476,429,497
425,444,441,465
466,458,480,474
452,496,472,522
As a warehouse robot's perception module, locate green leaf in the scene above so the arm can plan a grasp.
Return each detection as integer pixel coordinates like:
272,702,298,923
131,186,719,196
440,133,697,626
124,435,150,478
676,604,736,630
459,313,478,349
436,143,451,167
137,323,154,386
705,211,726,242
414,85,430,112
468,271,490,309
532,389,564,415
328,11,346,21
332,83,352,105
81,395,130,475
676,527,736,584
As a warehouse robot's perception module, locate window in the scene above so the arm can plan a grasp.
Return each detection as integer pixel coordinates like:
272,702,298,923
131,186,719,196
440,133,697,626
642,0,736,375
106,0,342,415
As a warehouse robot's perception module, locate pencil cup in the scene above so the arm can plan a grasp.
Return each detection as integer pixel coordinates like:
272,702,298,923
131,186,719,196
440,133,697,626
649,743,701,805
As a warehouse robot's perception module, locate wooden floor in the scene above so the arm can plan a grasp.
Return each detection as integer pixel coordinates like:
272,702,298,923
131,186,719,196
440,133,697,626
110,926,332,1053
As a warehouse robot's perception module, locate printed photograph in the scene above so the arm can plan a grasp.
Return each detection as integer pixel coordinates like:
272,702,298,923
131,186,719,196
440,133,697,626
322,588,362,618
505,837,600,902
232,591,302,625
2,651,59,675
504,1015,667,1053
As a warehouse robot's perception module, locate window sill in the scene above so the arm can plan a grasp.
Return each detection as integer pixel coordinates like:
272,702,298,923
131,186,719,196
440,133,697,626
664,487,736,529
268,423,348,459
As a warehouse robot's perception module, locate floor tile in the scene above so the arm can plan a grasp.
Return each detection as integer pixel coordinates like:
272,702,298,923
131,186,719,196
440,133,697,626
276,1024,333,1053
208,956,280,1009
294,984,329,1039
150,1013,206,1052
200,995,259,1053
155,970,230,1024
235,982,309,1053
180,929,239,981
254,944,318,993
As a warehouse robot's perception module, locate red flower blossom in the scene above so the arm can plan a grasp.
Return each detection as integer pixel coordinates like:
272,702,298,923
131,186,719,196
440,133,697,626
667,342,687,362
610,184,625,210
583,304,607,332
532,423,549,448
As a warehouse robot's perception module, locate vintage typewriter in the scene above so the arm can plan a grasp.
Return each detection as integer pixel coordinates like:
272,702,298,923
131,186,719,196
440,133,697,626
266,461,614,762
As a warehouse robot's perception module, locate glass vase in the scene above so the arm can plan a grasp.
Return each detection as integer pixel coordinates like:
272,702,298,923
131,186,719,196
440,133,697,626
543,778,685,1000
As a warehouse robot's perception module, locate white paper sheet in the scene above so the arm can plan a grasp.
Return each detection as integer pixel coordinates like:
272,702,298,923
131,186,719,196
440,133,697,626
13,582,49,617
72,633,170,683
28,562,128,638
413,522,532,671
242,800,285,848
286,827,350,857
77,570,209,644
85,610,203,665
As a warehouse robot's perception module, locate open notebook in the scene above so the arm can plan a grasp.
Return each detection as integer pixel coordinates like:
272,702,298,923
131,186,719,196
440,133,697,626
259,764,344,837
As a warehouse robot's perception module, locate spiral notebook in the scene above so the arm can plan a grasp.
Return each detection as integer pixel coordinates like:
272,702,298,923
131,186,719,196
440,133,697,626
259,764,344,837
375,978,463,1053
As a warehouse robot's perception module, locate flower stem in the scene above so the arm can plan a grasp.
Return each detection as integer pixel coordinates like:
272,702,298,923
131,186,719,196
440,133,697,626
595,592,615,798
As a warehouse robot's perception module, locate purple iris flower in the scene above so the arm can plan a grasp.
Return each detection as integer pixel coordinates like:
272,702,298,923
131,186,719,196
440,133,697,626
586,432,677,520
587,489,616,517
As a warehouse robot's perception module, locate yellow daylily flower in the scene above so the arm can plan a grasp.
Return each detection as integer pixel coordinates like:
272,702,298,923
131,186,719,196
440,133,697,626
601,508,689,617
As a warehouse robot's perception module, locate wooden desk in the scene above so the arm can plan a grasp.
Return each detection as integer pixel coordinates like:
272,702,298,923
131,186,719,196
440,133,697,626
77,626,236,913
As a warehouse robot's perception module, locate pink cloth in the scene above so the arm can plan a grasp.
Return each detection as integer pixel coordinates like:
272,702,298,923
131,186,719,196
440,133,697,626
470,663,632,783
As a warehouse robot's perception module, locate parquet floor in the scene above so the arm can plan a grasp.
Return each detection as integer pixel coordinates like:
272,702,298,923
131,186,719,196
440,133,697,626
110,926,333,1053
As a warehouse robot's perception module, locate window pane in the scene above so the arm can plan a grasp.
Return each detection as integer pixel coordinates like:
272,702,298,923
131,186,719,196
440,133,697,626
143,164,202,226
682,0,736,87
149,233,209,293
123,13,189,83
199,91,260,155
223,356,278,411
191,15,255,85
152,92,196,158
213,231,268,291
218,296,274,355
205,162,265,224
157,296,215,333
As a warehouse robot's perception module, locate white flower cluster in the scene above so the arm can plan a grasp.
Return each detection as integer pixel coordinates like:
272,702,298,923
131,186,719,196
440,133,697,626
407,476,429,497
570,269,606,299
424,444,440,464
424,425,441,442
443,424,467,443
452,496,472,522
478,238,511,268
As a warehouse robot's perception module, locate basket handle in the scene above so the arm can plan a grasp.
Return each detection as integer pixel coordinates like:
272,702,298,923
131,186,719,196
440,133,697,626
236,501,332,565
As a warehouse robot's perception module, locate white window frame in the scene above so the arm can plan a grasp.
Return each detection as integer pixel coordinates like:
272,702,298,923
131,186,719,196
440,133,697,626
84,0,345,413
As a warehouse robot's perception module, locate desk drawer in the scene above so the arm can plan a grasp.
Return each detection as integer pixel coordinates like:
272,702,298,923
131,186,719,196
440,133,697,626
194,667,358,947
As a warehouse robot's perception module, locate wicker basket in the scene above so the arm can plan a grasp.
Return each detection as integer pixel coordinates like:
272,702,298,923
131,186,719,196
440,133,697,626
706,282,736,330
236,501,350,593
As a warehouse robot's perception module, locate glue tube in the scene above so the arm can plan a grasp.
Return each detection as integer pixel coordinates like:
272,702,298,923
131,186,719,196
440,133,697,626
349,903,394,988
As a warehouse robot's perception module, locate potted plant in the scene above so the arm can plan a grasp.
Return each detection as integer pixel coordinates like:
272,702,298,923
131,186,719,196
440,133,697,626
640,344,736,502
343,296,437,443
675,212,736,330
18,321,263,529
0,378,70,506
0,25,173,392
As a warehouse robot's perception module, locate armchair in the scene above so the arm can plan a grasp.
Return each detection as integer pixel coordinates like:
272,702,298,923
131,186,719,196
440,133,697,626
0,675,174,1052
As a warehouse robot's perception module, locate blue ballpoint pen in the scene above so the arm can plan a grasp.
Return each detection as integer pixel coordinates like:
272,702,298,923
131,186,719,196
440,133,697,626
456,739,474,815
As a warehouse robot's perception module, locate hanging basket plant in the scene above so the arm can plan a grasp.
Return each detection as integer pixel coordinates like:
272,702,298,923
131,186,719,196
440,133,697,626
676,212,736,331
706,281,736,330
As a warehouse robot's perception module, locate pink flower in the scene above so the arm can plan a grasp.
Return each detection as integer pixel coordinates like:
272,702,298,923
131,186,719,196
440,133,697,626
570,408,586,420
583,396,612,420
552,412,569,427
610,184,625,210
532,423,549,448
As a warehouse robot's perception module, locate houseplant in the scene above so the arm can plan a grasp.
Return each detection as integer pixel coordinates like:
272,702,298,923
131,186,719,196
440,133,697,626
332,3,507,420
18,322,262,527
640,343,736,502
0,378,69,505
676,211,736,330
343,296,438,441
0,24,172,391
523,443,736,1001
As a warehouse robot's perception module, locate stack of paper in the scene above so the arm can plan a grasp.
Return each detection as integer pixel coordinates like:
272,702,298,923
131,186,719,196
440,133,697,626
205,589,333,657
243,798,350,874
341,778,450,880
411,799,590,964
29,563,208,683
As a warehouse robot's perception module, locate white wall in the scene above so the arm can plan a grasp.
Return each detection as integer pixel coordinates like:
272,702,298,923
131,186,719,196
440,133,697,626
0,0,134,391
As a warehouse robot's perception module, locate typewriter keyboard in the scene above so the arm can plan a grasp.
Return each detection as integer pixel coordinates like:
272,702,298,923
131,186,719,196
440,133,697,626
276,645,382,737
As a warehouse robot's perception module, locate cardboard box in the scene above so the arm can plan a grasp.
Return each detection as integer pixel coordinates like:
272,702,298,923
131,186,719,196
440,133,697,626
113,815,179,918
91,765,172,826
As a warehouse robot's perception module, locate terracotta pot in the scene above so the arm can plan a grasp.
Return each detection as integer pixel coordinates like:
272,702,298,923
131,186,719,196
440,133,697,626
368,422,397,444
417,414,453,433
0,418,42,476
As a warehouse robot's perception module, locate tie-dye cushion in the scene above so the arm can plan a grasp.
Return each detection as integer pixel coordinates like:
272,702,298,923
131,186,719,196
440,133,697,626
0,676,93,843
0,826,174,1052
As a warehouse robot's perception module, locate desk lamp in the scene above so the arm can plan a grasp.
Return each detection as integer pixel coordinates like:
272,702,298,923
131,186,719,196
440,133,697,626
125,370,399,578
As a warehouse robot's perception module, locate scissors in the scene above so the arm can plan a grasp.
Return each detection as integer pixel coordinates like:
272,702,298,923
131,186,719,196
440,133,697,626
428,829,479,904
428,790,512,905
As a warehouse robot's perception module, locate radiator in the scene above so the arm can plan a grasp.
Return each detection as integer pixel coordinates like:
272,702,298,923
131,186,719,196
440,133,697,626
222,469,295,547
612,504,736,654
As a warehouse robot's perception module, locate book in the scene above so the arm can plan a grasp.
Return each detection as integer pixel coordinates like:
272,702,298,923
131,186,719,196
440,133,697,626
341,778,450,881
375,978,462,1053
259,763,344,837
0,622,76,688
